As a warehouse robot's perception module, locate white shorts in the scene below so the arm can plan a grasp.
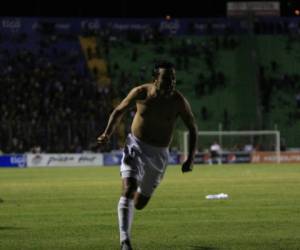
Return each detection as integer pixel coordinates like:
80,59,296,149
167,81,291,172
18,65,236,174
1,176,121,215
120,133,169,197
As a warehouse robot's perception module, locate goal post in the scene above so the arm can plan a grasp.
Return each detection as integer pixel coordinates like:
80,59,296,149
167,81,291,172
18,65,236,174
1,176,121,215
182,130,281,164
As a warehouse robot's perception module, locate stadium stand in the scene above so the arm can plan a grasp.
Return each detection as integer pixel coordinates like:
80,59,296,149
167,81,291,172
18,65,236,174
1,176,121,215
1,17,300,153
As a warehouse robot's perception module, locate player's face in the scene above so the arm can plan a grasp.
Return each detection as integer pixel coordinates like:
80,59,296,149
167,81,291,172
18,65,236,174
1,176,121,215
155,68,176,96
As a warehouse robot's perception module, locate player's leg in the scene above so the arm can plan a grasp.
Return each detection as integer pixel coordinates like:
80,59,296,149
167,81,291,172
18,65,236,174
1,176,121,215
133,146,169,210
217,154,222,165
118,177,137,249
122,177,138,198
134,192,151,210
133,165,164,210
118,135,144,249
208,151,213,165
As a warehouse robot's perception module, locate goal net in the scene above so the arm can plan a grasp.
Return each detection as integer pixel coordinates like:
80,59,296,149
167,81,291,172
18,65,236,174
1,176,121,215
182,130,281,164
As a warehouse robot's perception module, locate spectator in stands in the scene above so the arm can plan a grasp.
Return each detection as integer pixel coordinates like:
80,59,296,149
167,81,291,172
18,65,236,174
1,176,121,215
31,145,42,154
0,39,112,153
296,92,300,109
201,106,208,121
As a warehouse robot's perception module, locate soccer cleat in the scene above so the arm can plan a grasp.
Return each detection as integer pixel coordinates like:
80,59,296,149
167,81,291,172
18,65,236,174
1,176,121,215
121,239,133,250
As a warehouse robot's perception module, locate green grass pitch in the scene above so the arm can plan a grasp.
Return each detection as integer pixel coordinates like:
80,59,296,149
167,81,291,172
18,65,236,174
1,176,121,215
0,164,300,250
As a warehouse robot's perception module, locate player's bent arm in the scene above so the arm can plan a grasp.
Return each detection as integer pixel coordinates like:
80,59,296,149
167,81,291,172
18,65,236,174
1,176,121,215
102,86,145,138
178,95,198,163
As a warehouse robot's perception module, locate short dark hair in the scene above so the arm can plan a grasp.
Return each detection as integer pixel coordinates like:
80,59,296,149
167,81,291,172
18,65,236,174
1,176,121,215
152,60,174,77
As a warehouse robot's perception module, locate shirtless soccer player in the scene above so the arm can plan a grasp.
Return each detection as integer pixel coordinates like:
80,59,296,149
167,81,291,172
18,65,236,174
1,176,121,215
97,61,198,250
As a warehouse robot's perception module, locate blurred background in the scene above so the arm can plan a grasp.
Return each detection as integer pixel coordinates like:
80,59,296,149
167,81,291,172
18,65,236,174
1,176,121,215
1,0,300,159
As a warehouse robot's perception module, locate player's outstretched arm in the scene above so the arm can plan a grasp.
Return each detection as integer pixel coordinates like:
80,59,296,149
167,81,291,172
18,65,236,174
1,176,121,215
178,94,198,173
97,86,145,145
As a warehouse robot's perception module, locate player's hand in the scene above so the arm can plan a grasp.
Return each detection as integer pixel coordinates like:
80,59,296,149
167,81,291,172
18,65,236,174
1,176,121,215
181,159,193,173
97,133,110,145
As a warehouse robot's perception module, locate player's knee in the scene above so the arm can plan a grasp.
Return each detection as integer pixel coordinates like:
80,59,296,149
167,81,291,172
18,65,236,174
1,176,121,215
123,188,136,198
134,202,146,210
122,182,137,198
134,193,150,210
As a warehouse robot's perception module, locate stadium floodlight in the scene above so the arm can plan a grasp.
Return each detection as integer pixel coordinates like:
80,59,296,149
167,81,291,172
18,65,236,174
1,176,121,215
182,130,281,164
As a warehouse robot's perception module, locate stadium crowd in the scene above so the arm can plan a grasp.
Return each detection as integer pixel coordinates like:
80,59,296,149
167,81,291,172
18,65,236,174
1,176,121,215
1,18,300,153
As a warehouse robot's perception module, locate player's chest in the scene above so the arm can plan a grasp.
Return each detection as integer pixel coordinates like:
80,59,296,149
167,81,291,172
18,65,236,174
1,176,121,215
138,99,178,119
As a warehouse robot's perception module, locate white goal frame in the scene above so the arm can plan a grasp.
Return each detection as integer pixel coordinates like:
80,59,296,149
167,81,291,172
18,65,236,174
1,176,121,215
183,130,281,163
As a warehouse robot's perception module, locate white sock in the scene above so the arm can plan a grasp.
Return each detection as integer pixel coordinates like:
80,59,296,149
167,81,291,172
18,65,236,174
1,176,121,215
118,196,134,243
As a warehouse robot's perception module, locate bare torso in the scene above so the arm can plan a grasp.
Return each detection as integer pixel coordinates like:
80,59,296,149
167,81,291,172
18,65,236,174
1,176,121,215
131,84,181,147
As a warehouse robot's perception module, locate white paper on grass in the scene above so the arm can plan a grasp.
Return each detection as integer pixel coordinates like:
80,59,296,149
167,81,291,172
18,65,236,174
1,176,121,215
205,193,229,199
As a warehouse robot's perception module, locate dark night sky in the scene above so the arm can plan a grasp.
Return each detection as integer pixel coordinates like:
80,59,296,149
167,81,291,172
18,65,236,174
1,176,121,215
0,0,297,17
